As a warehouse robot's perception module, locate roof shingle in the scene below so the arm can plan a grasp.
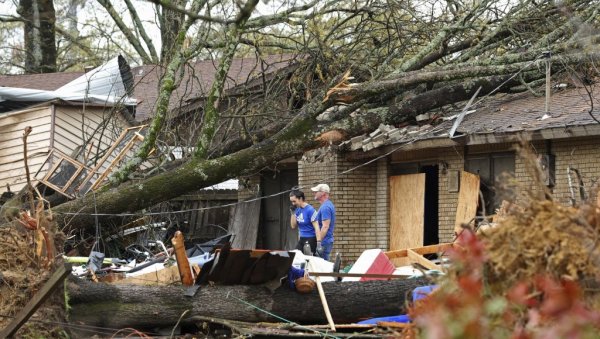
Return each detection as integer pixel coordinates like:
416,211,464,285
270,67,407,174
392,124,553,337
343,85,600,152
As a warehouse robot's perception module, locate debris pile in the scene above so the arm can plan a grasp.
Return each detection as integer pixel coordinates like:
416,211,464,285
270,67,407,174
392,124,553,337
0,224,66,337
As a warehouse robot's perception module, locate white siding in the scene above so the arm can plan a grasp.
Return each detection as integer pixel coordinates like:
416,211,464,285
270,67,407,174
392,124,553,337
0,106,52,192
52,105,130,166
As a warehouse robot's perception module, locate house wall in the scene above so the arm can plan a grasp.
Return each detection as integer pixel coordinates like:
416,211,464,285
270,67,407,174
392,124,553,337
552,137,600,206
0,106,53,193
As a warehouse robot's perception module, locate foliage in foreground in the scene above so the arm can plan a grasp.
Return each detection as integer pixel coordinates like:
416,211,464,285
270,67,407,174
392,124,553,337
407,197,600,338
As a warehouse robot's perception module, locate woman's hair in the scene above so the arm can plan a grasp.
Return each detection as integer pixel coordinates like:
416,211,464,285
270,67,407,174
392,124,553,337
289,189,305,201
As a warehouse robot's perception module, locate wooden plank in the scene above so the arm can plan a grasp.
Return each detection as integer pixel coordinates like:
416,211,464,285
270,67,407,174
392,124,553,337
376,321,410,329
407,249,441,271
113,265,181,285
454,171,480,235
315,276,336,332
0,263,72,338
304,324,375,329
384,243,453,259
229,200,261,249
310,272,410,279
389,174,425,266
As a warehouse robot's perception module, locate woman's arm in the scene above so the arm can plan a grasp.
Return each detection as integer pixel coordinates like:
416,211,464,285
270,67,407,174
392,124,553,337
290,209,297,229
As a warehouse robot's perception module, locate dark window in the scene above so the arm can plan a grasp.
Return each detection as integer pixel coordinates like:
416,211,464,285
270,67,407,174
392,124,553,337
466,153,516,215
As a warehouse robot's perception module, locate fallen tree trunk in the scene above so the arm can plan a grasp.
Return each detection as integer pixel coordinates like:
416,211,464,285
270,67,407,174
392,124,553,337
67,277,430,329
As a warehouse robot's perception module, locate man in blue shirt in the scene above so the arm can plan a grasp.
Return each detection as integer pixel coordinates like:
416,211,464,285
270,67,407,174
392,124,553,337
311,183,336,260
289,189,318,254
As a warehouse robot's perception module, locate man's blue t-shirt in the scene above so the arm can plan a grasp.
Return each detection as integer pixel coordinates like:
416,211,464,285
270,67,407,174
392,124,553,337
312,199,336,244
295,204,317,238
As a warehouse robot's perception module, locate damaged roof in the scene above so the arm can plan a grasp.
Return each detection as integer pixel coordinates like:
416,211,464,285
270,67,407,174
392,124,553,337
0,56,135,113
343,85,600,153
0,54,299,121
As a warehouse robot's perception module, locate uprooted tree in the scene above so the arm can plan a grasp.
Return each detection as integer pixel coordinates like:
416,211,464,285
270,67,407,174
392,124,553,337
3,0,600,235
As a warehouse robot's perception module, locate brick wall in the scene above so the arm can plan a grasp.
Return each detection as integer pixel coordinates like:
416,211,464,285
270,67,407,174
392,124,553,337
335,157,378,260
436,147,465,242
509,138,600,206
375,158,390,249
513,141,548,203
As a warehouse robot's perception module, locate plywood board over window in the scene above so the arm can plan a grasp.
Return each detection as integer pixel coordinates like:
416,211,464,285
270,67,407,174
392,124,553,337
454,171,480,236
389,174,425,266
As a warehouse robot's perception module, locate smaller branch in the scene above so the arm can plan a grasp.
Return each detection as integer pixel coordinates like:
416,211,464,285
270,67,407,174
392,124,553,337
245,0,321,28
22,127,35,213
145,0,227,24
0,15,24,23
54,26,100,63
124,0,159,63
97,0,153,64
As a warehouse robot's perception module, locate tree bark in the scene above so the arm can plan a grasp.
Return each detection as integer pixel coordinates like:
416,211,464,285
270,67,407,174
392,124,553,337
158,0,186,62
67,277,431,329
17,0,57,73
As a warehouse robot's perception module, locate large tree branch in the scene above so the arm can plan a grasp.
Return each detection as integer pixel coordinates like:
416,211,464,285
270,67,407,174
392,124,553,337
410,37,479,71
0,15,24,23
194,0,259,159
50,67,546,232
54,99,328,232
244,0,322,29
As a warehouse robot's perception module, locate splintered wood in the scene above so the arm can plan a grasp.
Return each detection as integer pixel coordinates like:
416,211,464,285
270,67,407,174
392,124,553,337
454,171,480,236
389,174,425,266
385,243,452,271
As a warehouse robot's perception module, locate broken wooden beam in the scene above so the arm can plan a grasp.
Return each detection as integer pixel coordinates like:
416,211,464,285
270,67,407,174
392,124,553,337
315,276,336,331
407,249,441,271
384,243,453,259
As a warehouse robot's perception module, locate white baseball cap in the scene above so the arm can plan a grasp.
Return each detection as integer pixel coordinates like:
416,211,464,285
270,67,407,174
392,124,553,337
311,183,330,193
